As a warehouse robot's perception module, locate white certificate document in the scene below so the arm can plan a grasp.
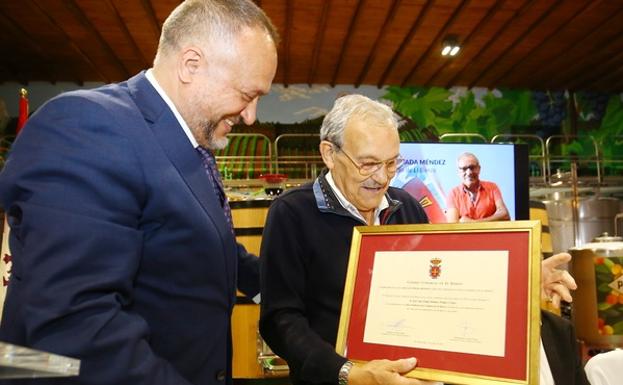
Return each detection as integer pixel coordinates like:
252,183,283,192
363,250,509,357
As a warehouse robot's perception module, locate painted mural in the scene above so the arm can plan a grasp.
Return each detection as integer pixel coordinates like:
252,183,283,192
1,82,622,178
383,86,623,177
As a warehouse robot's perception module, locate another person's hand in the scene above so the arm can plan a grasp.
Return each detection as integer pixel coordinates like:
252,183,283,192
542,252,577,309
348,358,441,385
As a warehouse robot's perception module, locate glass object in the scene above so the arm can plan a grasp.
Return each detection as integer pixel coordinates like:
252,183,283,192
0,341,80,379
328,141,404,177
260,174,287,197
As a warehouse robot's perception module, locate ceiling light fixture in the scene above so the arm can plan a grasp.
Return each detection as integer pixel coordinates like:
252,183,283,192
442,36,460,57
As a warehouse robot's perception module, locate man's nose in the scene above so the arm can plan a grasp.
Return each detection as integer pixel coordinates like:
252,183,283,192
240,97,259,125
371,163,390,184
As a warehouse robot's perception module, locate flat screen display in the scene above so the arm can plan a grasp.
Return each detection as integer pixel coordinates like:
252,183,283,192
391,142,529,223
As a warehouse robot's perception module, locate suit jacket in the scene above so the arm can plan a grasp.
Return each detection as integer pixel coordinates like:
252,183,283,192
541,310,590,385
0,72,259,385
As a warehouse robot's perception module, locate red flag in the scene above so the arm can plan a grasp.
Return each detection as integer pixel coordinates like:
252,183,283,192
16,88,29,135
1,89,26,315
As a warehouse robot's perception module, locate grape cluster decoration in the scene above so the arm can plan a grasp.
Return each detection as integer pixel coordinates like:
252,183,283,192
532,90,567,127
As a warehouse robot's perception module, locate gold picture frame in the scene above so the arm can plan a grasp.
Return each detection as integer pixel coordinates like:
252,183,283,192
336,221,542,385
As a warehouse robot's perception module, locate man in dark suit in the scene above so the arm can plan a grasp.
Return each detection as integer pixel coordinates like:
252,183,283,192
541,310,590,385
0,1,278,384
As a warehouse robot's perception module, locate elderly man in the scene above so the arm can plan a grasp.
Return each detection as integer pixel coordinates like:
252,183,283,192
259,95,580,385
260,95,431,385
0,1,277,384
445,152,510,223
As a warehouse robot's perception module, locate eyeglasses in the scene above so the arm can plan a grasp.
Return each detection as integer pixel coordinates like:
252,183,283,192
458,165,480,172
329,141,404,176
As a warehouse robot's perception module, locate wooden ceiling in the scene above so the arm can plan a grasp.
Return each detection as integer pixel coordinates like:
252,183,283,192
1,0,623,92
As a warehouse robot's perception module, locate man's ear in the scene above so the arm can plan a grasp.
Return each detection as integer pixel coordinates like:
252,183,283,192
178,47,202,84
319,140,335,170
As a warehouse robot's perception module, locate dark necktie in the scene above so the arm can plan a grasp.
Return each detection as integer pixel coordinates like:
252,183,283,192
196,146,234,235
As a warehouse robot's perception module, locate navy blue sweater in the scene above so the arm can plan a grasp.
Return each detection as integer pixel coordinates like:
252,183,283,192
259,172,428,385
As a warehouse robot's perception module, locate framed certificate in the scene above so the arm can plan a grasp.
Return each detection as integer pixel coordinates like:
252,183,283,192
335,221,542,385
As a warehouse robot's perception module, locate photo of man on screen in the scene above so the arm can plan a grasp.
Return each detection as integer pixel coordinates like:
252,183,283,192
445,152,510,223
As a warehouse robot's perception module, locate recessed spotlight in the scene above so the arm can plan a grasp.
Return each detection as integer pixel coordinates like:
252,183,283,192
442,36,461,57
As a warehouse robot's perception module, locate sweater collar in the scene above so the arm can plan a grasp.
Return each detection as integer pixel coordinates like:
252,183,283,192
313,169,401,224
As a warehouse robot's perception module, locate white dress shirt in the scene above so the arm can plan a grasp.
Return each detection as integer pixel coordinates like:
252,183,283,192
325,171,388,225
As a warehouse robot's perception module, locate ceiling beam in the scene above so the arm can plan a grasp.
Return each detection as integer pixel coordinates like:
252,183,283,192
30,0,107,84
401,0,469,87
468,0,562,88
377,0,434,87
67,0,131,79
547,11,623,90
354,0,400,88
0,9,58,84
569,45,623,91
491,0,596,88
106,0,151,69
141,0,161,35
593,66,623,92
307,0,331,86
445,0,534,88
330,0,364,87
426,0,504,87
527,5,623,89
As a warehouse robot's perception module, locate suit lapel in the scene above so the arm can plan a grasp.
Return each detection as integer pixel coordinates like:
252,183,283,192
126,72,235,285
541,312,567,385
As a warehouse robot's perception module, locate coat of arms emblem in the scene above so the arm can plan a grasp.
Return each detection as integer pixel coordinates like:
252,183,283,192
429,257,442,279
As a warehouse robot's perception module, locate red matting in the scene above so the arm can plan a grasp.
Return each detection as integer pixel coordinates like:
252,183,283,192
345,231,530,381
